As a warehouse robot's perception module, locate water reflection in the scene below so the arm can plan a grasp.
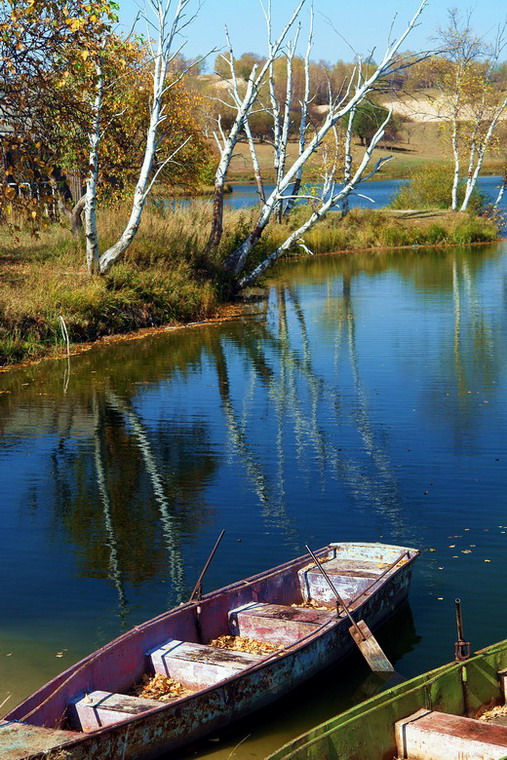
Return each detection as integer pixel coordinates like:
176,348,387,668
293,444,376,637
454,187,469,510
1,242,506,754
1,349,219,618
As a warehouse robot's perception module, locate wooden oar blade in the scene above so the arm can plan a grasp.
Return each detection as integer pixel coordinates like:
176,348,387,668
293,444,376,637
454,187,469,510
349,620,394,674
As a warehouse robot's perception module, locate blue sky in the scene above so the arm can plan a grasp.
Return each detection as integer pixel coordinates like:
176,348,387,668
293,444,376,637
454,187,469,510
116,1,506,65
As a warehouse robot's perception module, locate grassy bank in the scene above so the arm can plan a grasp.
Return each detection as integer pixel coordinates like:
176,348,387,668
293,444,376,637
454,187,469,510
0,204,499,367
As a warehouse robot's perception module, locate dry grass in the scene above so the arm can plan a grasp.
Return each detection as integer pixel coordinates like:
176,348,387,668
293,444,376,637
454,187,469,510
0,204,224,366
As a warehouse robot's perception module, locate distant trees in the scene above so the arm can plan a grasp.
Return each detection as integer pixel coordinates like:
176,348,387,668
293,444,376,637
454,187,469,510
352,102,393,145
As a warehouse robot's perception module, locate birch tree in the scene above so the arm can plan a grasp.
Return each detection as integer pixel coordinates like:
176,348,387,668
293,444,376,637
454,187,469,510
436,11,507,211
239,111,393,288
283,5,314,218
85,0,200,275
221,0,428,284
205,0,306,254
458,28,507,211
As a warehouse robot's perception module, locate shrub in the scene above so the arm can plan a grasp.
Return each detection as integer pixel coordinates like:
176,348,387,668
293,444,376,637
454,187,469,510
390,164,485,211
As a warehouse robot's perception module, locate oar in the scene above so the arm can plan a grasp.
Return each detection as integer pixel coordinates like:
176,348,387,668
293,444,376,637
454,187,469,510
305,544,395,674
189,530,226,602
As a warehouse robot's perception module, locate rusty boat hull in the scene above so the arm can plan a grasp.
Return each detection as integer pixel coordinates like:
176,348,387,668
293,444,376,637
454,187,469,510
1,542,419,760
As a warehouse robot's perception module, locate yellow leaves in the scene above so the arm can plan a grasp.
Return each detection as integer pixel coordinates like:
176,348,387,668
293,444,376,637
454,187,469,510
66,17,84,32
210,635,280,656
81,50,90,61
4,186,17,200
133,674,192,702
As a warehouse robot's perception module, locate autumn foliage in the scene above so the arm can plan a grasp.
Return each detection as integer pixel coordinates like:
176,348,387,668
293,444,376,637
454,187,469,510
0,0,211,227
0,0,117,218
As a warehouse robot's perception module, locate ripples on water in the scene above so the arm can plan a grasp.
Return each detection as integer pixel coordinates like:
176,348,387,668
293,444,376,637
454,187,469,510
1,243,506,757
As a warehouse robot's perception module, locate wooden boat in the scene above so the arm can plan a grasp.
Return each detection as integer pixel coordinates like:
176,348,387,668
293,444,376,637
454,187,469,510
267,638,507,760
1,541,418,760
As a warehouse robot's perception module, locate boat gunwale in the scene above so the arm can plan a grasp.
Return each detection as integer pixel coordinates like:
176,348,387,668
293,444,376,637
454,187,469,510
4,541,419,751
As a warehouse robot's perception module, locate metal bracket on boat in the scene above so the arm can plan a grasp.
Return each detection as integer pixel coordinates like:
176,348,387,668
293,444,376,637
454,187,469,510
454,598,471,662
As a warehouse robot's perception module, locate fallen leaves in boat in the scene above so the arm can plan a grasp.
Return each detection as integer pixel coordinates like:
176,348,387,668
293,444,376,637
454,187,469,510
479,705,507,722
132,674,193,702
209,635,280,655
292,601,331,611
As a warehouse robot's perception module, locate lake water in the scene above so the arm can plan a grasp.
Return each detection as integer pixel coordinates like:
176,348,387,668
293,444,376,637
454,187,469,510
219,176,507,215
221,180,408,210
1,242,507,757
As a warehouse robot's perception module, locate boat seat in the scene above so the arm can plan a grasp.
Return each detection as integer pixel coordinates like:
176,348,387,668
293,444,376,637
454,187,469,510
395,708,507,760
68,690,164,732
146,639,264,689
0,720,76,760
499,667,507,703
298,557,389,605
228,602,334,647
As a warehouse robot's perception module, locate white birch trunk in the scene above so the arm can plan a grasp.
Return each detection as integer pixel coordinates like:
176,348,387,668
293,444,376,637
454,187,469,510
84,0,196,276
84,55,103,275
206,0,306,252
276,37,297,220
244,118,266,204
460,96,507,211
494,175,507,207
451,109,461,211
284,7,313,217
341,103,356,218
98,14,169,274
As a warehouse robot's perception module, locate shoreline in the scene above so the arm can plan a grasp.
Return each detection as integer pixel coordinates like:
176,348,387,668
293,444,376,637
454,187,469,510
1,236,503,376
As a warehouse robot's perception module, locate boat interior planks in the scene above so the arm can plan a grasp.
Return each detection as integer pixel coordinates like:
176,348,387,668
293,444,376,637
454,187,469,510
147,639,265,688
1,541,418,760
228,602,333,646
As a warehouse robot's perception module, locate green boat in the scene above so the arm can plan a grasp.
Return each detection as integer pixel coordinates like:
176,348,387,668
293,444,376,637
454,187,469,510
267,639,507,760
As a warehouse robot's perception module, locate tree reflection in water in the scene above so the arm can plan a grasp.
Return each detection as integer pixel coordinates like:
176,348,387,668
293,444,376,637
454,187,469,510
0,242,504,631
